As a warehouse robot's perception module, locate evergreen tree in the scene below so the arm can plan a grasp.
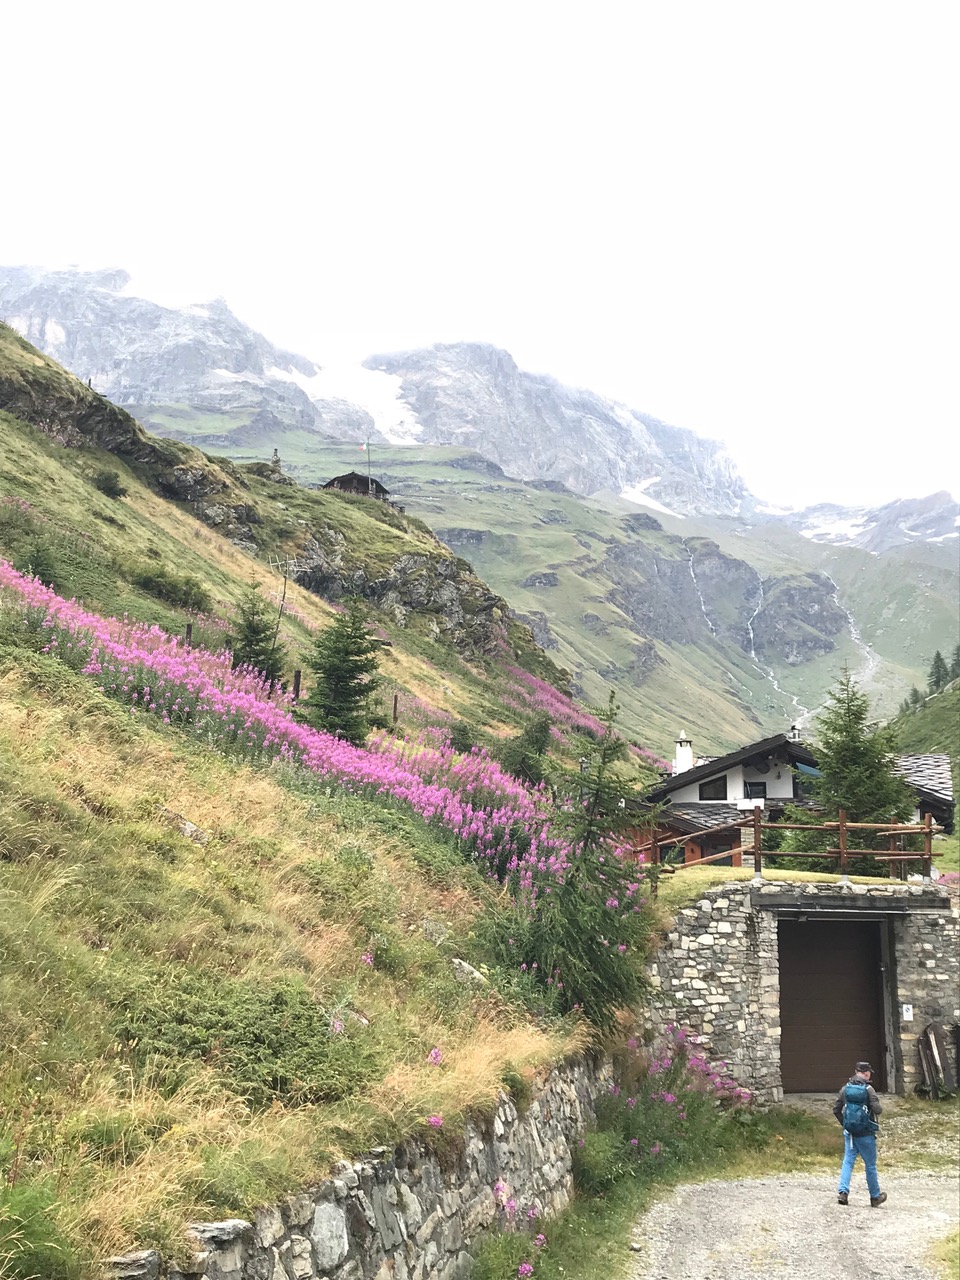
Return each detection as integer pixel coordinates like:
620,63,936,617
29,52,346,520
928,650,950,693
499,712,553,786
300,599,382,745
908,685,924,709
228,582,286,687
779,670,914,874
483,694,652,1029
950,644,960,682
897,698,911,717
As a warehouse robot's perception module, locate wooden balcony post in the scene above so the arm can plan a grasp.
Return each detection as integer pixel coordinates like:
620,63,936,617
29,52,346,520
752,805,763,882
838,808,848,882
887,817,899,881
923,811,933,883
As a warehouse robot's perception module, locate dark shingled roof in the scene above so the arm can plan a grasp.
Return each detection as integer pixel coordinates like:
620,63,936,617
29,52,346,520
893,754,954,802
644,733,818,802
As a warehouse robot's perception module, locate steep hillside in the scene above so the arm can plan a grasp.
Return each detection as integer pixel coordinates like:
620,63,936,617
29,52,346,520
891,684,960,758
0,321,582,741
0,325,667,1273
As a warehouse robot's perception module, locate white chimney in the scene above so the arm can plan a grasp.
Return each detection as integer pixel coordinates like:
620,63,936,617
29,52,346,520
674,730,694,775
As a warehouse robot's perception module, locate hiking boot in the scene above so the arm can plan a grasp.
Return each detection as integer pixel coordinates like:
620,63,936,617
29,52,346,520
837,1192,849,1205
870,1193,887,1208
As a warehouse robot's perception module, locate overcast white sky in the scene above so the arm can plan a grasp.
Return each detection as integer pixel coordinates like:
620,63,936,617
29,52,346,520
3,1,958,508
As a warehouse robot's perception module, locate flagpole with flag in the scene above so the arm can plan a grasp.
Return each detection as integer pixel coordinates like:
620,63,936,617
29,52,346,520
360,438,372,493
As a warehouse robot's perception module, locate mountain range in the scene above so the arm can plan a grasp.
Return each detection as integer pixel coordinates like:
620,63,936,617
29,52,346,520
2,264,957,752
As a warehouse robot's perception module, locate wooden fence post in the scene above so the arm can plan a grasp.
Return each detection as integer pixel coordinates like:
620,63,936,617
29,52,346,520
185,622,193,647
292,669,302,702
393,693,399,724
838,808,848,881
923,811,933,883
648,833,660,899
888,817,898,881
752,805,763,881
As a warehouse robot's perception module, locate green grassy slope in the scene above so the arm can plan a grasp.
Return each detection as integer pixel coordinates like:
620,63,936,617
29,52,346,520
891,684,960,757
0,650,571,1266
0,323,574,742
198,436,826,753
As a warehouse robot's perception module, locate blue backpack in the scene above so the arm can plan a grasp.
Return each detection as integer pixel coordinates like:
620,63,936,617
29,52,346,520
842,1081,879,1137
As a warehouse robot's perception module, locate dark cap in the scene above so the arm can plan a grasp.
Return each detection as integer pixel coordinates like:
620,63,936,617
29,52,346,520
855,1061,873,1073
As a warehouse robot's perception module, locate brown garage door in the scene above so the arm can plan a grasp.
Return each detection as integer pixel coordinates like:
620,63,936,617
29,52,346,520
778,919,886,1092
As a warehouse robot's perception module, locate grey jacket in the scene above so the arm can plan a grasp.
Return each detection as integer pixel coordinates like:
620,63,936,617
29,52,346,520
832,1075,883,1125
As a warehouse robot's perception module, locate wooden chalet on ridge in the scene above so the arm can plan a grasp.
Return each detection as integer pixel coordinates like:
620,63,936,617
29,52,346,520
635,729,955,868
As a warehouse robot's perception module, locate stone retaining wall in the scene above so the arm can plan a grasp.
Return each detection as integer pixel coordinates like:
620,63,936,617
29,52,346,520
107,1058,609,1280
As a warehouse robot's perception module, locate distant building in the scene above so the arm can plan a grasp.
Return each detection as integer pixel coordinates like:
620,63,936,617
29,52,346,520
322,471,391,500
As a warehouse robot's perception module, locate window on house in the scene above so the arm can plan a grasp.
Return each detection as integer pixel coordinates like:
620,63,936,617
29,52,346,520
744,781,767,799
699,777,728,801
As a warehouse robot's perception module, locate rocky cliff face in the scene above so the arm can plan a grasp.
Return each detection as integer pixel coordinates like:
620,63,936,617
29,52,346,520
599,532,845,665
1,268,750,516
0,266,343,438
365,343,748,515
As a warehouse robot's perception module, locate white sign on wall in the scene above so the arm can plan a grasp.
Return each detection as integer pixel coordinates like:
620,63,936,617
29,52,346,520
902,1003,914,1022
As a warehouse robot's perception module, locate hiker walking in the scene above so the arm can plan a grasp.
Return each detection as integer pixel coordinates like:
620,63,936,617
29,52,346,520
833,1060,886,1207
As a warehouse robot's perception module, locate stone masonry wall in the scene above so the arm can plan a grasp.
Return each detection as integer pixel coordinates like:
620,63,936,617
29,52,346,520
107,1058,609,1280
645,880,959,1103
645,883,784,1102
892,895,960,1093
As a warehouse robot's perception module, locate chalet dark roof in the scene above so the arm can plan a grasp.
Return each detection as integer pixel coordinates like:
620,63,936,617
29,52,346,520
893,754,953,803
323,471,390,496
644,733,818,802
658,802,744,835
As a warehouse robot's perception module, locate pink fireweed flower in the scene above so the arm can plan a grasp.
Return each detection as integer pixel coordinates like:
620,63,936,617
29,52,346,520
427,1046,443,1066
426,1115,443,1128
518,1265,534,1278
534,1233,546,1247
360,951,374,966
650,1142,662,1155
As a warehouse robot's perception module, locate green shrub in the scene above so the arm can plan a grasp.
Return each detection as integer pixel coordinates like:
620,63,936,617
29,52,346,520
0,1178,79,1280
467,1231,534,1280
115,974,385,1107
501,1065,533,1114
448,720,479,754
131,565,212,612
12,538,68,595
572,1128,629,1194
91,468,128,499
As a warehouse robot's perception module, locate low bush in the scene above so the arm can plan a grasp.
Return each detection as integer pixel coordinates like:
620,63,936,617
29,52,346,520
0,1177,78,1280
91,468,128,499
115,973,385,1107
131,564,212,612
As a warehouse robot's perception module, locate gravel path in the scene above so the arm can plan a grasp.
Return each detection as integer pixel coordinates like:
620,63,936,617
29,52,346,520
628,1170,959,1280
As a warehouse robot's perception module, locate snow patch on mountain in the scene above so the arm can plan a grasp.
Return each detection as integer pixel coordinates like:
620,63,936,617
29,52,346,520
270,364,423,446
621,477,683,518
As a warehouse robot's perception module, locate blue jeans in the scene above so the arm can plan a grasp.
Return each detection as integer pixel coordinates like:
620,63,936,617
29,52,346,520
838,1131,881,1199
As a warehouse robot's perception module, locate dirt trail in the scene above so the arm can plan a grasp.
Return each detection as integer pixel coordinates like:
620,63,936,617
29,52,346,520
628,1170,958,1280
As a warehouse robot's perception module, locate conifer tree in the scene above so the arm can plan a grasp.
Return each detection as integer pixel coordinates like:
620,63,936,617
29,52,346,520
950,644,960,682
908,685,924,709
499,712,553,786
299,599,382,745
778,670,914,874
228,582,286,688
928,649,950,693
